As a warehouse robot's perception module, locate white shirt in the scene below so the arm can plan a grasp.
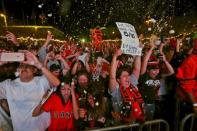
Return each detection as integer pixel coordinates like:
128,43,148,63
0,76,51,131
158,78,167,96
0,106,12,131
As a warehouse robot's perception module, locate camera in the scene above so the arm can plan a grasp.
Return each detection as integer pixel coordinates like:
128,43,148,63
0,52,25,62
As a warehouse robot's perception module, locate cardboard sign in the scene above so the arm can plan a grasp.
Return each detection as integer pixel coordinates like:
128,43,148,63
116,22,141,56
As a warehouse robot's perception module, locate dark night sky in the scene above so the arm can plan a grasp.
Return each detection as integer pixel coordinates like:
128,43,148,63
0,0,197,36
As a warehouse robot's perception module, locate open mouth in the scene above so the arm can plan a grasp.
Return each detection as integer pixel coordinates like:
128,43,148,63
125,80,130,85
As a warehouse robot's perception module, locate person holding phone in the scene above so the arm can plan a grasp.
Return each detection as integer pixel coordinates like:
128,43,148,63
0,50,60,131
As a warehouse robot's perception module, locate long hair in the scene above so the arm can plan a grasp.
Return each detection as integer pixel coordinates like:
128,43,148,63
76,70,90,88
55,77,72,106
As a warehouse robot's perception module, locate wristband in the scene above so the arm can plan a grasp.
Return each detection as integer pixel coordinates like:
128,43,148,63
193,103,197,107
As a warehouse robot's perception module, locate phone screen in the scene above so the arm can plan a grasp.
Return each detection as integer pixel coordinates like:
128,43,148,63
0,52,25,62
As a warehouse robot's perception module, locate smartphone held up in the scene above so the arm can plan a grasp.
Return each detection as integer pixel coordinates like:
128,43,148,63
0,52,25,62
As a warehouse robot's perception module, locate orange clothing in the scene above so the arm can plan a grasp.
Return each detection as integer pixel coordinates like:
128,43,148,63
176,54,197,101
42,94,75,131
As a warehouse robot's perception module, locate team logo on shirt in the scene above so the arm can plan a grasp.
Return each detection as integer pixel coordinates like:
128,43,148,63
145,80,160,87
54,111,73,119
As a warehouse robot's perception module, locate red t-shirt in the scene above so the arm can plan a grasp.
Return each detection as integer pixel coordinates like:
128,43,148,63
42,94,75,131
176,54,197,101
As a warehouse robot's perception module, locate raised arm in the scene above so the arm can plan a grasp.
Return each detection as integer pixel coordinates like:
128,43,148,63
38,32,53,63
22,50,60,87
159,44,174,77
85,53,90,73
141,35,157,75
42,31,53,48
71,61,79,75
109,49,121,93
71,82,79,120
55,54,70,75
132,55,141,80
140,45,155,75
161,54,175,77
43,52,52,68
5,31,20,47
65,51,80,60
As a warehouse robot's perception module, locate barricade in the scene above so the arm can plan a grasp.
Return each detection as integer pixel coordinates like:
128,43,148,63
84,119,170,131
180,113,197,131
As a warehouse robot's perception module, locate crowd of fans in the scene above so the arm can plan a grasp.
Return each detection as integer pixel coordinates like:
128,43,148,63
0,31,196,131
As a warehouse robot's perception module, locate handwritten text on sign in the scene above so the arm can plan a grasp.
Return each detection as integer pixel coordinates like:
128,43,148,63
122,44,142,56
116,22,141,56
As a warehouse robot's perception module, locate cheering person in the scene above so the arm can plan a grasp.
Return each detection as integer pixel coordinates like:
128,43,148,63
32,77,79,131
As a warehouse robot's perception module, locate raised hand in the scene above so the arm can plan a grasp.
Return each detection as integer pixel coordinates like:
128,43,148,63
5,31,19,46
46,31,53,43
20,50,42,69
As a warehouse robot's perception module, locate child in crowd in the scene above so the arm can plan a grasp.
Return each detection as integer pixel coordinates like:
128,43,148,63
32,77,79,131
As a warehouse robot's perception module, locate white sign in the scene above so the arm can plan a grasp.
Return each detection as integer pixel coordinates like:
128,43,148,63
116,22,141,56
